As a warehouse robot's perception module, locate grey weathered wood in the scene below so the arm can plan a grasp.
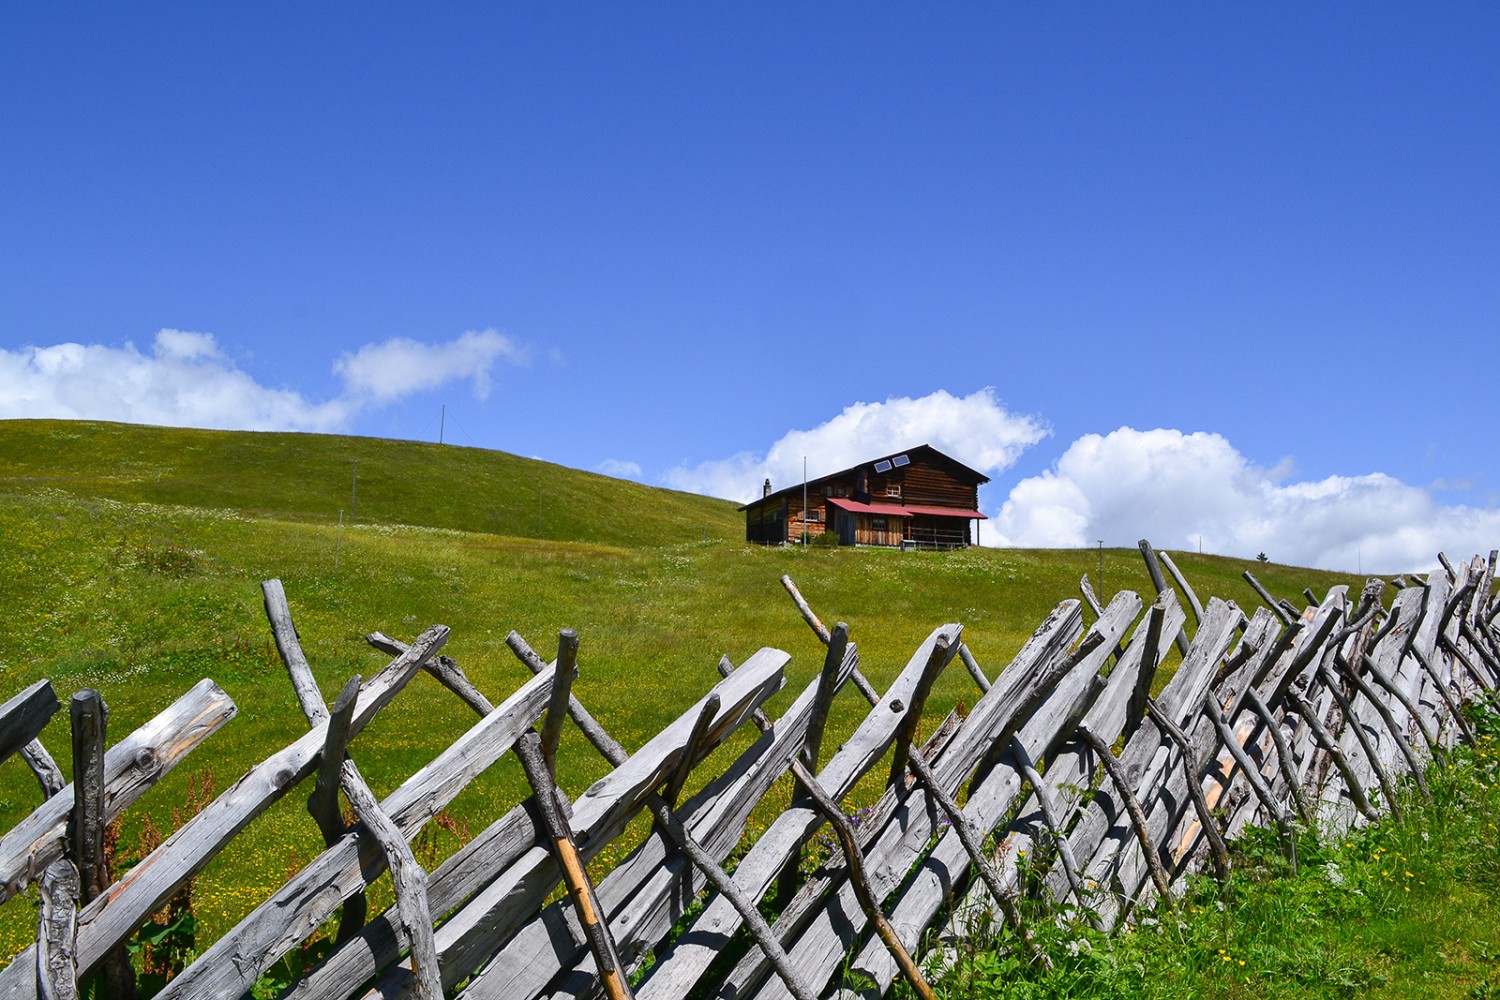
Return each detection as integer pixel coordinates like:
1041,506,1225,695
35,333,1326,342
664,695,719,809
1146,696,1228,883
368,632,496,717
1318,659,1402,820
0,629,449,1000
330,648,788,1000
834,595,1145,999
341,759,443,1000
0,680,59,765
1158,551,1204,626
311,677,368,942
905,743,1051,969
20,740,66,800
541,629,580,776
1080,573,1105,617
1126,595,1167,736
1285,685,1378,822
1438,551,1460,584
749,602,1113,1000
508,630,629,765
68,690,135,1000
310,677,361,845
802,622,849,773
1244,570,1296,626
958,643,991,693
0,677,237,902
1412,645,1474,744
37,859,80,1000
795,758,936,1000
1241,687,1312,824
780,575,881,704
1064,600,1240,901
1009,738,1086,908
1139,539,1191,656
1201,691,1292,851
635,629,955,1000
1361,651,1443,763
157,639,540,1000
68,691,108,904
517,731,636,1000
467,646,855,1000
274,592,440,981
264,578,328,726
888,635,953,787
1078,723,1174,905
1337,652,1430,800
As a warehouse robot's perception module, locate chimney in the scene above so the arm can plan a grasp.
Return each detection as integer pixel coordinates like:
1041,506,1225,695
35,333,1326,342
763,478,772,498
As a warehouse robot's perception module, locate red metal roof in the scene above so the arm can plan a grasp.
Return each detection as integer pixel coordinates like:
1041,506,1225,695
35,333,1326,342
825,497,987,520
903,504,988,520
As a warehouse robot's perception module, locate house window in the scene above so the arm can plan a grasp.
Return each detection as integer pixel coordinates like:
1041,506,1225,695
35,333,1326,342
871,517,887,531
806,510,821,523
886,484,902,498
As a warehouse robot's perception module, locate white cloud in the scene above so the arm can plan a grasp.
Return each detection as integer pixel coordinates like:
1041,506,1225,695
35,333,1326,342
0,328,525,433
334,329,526,403
663,388,1049,502
596,459,643,480
991,426,1500,572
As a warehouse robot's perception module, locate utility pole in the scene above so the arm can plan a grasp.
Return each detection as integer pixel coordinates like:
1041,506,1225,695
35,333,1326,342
802,457,808,550
439,404,445,445
1098,540,1104,595
351,461,358,518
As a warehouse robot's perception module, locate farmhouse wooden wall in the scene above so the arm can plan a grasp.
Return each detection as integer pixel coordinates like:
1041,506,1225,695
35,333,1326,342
2,546,1497,999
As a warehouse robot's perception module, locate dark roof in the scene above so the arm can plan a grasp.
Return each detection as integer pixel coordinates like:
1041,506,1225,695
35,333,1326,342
738,444,990,510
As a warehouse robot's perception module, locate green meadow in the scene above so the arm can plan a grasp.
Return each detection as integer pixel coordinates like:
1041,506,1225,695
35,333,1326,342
6,417,1494,997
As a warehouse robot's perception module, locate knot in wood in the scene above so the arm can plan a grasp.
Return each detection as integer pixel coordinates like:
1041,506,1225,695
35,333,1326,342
889,699,905,713
132,747,157,772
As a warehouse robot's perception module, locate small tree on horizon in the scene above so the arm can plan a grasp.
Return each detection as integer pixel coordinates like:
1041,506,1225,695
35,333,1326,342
1257,551,1269,563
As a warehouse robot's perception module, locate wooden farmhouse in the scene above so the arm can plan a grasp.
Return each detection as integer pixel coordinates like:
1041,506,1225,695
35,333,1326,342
740,444,989,549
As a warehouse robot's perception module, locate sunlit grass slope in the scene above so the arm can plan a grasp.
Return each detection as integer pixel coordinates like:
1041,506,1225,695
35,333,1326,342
0,418,740,547
0,418,1364,957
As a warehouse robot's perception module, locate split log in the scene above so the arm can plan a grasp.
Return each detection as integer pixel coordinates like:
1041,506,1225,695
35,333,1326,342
20,741,66,800
1138,539,1191,656
36,860,80,1000
156,646,542,1000
0,680,59,765
303,648,788,1000
0,678,237,902
635,628,956,1000
475,645,855,1000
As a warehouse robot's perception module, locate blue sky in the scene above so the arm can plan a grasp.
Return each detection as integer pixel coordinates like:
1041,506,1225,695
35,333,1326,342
3,4,1497,571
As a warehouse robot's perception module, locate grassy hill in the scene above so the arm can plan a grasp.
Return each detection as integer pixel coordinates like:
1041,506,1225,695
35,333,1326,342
0,419,741,547
0,418,1368,960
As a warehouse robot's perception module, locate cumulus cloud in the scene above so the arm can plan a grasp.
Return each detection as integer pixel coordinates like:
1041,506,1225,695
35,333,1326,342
334,329,526,403
0,328,525,432
991,427,1500,572
596,459,643,480
663,388,1049,502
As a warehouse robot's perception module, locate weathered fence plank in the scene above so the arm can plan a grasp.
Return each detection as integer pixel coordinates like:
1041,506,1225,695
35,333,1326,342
0,678,236,901
0,680,59,766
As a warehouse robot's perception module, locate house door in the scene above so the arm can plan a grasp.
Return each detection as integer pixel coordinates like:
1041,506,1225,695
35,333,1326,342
835,512,855,545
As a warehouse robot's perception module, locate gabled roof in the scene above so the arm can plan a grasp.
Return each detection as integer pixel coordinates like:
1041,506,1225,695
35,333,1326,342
738,444,989,510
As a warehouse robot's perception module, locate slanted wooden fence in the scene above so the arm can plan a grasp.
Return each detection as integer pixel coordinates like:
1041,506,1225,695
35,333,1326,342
2,544,1498,999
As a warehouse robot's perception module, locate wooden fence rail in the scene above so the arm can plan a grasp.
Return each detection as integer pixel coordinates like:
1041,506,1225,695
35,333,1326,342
2,545,1496,999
